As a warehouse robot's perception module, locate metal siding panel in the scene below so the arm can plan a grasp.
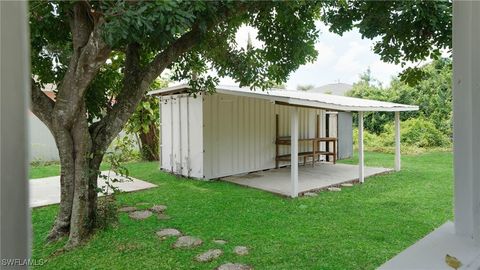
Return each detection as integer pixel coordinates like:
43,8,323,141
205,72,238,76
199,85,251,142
171,97,181,174
202,94,212,179
161,97,172,171
179,96,187,176
203,94,277,178
218,98,234,176
187,95,204,178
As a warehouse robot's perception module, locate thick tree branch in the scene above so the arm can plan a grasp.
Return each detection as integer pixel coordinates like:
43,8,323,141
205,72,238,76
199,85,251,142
30,78,55,130
91,4,253,151
53,2,111,129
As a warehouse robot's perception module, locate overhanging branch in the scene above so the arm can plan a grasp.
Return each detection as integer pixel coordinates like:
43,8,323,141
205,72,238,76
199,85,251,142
91,3,253,150
30,78,55,130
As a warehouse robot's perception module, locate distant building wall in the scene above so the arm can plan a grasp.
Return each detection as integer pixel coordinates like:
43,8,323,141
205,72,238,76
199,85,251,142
29,113,59,162
29,113,137,162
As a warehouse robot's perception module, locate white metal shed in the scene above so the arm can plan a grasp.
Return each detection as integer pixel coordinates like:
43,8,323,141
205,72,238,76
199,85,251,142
149,84,418,197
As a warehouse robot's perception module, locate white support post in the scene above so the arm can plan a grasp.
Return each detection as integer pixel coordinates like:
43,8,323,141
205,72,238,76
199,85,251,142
394,111,401,171
358,111,365,183
290,107,299,198
453,0,480,242
1,1,31,263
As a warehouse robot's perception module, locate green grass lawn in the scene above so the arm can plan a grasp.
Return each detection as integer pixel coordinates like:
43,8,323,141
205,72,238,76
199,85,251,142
30,163,111,179
31,151,453,270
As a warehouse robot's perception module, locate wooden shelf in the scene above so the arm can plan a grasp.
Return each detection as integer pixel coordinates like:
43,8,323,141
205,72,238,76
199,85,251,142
276,151,335,161
275,114,337,168
276,137,338,145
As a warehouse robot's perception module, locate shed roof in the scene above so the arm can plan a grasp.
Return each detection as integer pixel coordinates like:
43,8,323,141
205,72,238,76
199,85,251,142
148,84,418,112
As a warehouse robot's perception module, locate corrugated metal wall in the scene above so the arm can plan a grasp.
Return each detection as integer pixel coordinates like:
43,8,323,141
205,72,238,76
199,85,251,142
160,92,342,180
160,94,203,178
203,94,276,179
203,93,336,179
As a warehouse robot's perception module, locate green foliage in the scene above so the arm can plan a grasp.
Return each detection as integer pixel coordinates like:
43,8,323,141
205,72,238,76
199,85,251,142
108,136,140,164
29,1,453,133
354,118,451,154
297,84,315,91
95,196,118,230
385,118,450,148
323,1,452,85
95,136,139,229
349,59,452,136
126,79,167,135
30,1,324,103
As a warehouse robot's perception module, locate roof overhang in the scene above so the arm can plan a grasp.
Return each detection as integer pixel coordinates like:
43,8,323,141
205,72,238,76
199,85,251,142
148,84,419,112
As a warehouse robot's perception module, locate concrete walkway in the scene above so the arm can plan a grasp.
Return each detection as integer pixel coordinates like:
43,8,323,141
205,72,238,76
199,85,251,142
222,163,392,196
30,171,157,207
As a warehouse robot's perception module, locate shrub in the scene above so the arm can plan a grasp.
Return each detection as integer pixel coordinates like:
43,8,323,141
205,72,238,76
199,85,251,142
383,118,450,148
96,196,118,230
353,118,451,153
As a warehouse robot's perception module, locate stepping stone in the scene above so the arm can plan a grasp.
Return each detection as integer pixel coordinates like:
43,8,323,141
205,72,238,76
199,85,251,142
213,239,228,245
136,202,150,206
172,236,203,249
327,187,341,192
118,206,137,212
156,213,171,220
233,246,249,256
150,204,167,213
303,192,318,197
215,263,253,270
195,249,223,262
341,183,353,187
156,228,181,239
128,210,152,220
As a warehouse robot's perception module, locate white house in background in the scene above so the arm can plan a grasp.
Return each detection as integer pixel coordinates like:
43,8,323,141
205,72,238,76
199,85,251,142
29,90,60,161
308,83,354,160
28,89,137,162
149,84,417,197
308,82,353,96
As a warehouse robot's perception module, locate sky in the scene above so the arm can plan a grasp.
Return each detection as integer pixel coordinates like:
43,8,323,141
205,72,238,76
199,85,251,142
218,22,407,90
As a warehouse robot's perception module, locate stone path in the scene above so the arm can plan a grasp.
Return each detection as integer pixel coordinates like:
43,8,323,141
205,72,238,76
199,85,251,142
213,239,228,245
195,249,223,262
150,204,167,213
128,210,152,220
118,206,137,212
156,228,182,239
233,246,249,256
215,263,253,270
173,236,203,249
124,202,252,268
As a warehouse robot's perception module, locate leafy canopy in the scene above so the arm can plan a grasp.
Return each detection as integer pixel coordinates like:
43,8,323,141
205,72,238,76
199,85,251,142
29,1,452,124
348,59,452,136
323,0,452,84
30,1,322,123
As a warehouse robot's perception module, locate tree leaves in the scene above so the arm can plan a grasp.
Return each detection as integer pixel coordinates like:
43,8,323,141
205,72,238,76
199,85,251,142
322,0,452,85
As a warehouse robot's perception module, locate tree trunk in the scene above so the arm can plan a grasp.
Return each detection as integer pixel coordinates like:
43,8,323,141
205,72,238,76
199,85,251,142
139,124,159,161
47,104,103,248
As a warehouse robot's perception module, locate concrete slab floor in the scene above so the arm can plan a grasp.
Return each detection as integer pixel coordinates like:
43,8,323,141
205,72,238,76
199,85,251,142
222,163,392,197
30,171,157,208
